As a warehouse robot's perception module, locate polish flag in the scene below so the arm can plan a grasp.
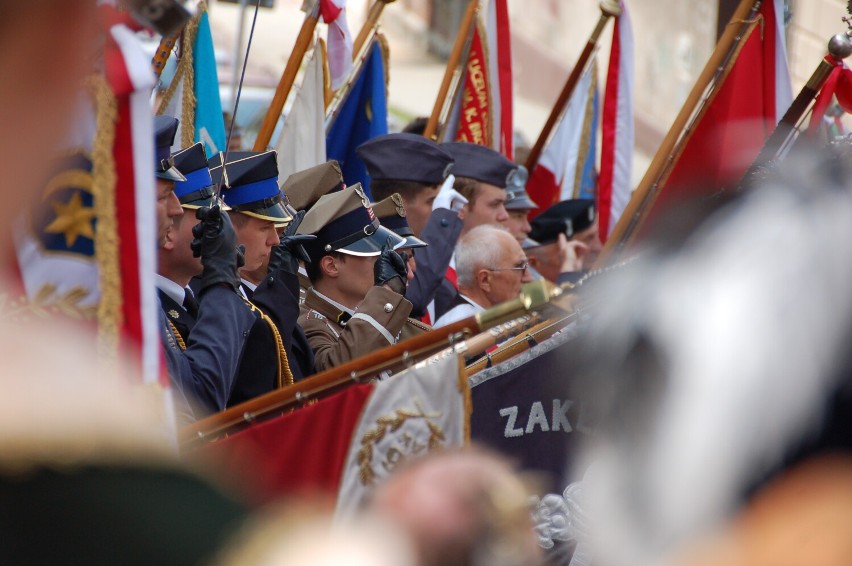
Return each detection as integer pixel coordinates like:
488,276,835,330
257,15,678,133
319,0,353,90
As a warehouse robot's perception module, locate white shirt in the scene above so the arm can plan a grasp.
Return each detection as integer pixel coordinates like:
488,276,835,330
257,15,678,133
155,274,188,306
433,294,485,328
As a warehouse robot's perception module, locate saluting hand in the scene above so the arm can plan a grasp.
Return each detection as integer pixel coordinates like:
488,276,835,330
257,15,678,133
191,205,244,293
374,238,408,296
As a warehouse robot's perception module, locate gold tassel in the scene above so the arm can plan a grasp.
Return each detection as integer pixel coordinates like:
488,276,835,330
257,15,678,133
243,299,295,388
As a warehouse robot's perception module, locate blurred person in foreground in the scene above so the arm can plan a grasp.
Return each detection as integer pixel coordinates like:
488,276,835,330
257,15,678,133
367,447,542,566
568,146,852,566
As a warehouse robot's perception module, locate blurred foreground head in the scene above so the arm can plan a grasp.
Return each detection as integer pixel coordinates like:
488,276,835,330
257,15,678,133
0,1,98,235
571,145,852,565
368,447,542,566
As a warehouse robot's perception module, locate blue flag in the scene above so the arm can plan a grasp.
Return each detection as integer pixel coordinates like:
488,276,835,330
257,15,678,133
193,10,227,155
326,40,388,199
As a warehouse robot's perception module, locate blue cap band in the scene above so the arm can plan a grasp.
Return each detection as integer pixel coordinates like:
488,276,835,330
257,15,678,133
175,168,214,197
222,177,280,207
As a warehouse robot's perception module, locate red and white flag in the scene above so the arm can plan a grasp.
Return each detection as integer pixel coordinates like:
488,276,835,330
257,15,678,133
526,58,598,213
14,7,162,387
598,0,634,242
444,0,513,159
319,0,353,90
195,355,469,508
649,0,792,215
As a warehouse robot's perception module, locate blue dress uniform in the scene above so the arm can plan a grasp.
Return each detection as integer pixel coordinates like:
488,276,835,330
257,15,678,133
297,185,411,371
356,133,461,318
153,118,255,421
210,151,316,405
433,142,521,320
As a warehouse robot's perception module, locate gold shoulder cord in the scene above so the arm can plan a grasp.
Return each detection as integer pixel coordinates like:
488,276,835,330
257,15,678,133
243,299,295,388
167,320,187,350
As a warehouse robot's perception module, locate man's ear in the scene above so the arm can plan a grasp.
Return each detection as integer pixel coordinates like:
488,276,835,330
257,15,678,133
527,254,541,270
320,254,340,279
458,203,469,220
162,224,177,251
476,267,491,292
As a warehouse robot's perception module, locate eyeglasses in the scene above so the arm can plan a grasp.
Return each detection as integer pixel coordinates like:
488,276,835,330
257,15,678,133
487,261,528,274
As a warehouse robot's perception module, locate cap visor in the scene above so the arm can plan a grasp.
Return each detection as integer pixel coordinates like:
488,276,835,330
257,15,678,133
180,196,232,211
156,167,187,182
505,196,539,210
236,201,293,227
337,225,406,257
400,234,428,248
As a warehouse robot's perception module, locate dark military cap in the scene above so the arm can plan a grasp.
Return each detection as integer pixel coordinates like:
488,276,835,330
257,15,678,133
441,142,520,189
170,143,224,210
356,133,454,185
154,115,186,182
371,193,427,249
529,199,597,245
209,151,292,227
503,165,538,210
298,184,405,259
281,160,345,212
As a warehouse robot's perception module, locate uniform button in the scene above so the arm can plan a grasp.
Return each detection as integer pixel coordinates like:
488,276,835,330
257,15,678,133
268,276,274,285
383,303,393,313
440,218,449,227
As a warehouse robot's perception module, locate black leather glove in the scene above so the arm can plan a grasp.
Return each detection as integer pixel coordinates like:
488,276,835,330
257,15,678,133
191,205,244,293
268,210,316,275
374,238,407,296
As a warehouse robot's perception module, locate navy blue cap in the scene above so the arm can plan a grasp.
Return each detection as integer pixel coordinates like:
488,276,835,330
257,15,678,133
504,165,538,210
371,194,427,249
298,184,405,258
170,143,224,210
209,151,292,226
529,199,596,245
154,115,186,182
356,133,454,185
441,142,519,189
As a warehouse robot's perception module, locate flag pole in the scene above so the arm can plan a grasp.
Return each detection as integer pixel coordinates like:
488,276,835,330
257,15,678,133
151,32,181,79
524,0,621,173
599,0,761,262
253,3,321,151
745,32,852,175
423,0,479,141
180,279,563,445
352,0,395,58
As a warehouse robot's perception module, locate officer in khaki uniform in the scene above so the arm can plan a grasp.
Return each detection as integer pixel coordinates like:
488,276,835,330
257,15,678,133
372,193,431,341
298,185,411,371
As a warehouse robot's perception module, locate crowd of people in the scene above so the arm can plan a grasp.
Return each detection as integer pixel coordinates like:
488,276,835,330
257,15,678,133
5,2,852,566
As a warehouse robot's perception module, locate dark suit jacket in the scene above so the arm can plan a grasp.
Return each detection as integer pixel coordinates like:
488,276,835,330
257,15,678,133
157,289,195,343
406,208,463,318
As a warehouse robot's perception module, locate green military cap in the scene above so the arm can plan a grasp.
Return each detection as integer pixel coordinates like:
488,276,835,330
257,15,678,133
281,160,345,212
298,183,405,258
371,193,427,249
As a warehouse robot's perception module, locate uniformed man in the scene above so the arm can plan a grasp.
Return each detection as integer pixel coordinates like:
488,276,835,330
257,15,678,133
357,133,464,319
154,116,254,421
432,142,521,320
209,150,315,399
502,166,538,244
371,193,431,340
156,141,222,343
433,225,533,328
297,185,411,371
527,199,597,284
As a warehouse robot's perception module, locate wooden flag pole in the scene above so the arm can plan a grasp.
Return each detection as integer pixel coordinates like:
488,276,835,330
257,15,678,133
524,0,621,173
253,4,320,151
152,32,181,79
180,279,560,446
744,33,852,177
352,0,396,58
598,0,761,263
423,0,479,141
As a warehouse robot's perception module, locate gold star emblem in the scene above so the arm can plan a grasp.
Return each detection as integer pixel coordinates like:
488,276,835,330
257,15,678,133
44,191,96,248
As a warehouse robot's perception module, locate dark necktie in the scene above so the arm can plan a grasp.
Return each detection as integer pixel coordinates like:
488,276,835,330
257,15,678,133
183,288,199,319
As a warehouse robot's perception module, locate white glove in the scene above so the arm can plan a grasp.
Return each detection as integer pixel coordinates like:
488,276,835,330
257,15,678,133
431,174,467,212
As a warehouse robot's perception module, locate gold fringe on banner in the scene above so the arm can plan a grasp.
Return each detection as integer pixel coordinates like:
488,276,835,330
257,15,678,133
86,74,123,363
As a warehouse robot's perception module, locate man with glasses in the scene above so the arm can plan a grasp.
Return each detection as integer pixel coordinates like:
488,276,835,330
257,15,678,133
433,225,532,328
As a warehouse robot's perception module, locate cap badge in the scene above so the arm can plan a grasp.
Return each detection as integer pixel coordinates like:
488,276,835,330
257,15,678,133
391,193,406,217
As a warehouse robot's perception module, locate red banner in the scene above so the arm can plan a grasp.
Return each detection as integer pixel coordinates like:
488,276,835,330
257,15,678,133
455,24,492,147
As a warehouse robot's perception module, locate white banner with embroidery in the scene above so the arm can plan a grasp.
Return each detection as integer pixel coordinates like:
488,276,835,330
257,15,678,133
335,354,469,518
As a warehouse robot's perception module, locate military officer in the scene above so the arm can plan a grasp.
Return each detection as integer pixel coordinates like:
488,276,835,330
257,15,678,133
297,185,411,371
527,199,596,284
154,116,255,421
357,133,464,319
371,193,431,340
209,150,315,401
502,166,538,244
432,142,521,320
